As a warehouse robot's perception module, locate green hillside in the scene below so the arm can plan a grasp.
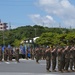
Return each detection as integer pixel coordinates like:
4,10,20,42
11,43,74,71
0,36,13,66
0,25,75,46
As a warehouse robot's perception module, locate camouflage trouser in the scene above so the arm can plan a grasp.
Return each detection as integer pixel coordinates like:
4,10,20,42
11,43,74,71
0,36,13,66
0,55,2,61
15,54,19,62
73,59,75,69
9,55,13,61
4,54,8,61
46,59,51,70
35,55,39,63
39,54,42,60
26,53,28,59
42,54,46,60
65,58,70,70
52,58,56,70
69,58,73,70
32,54,35,60
58,59,62,71
61,59,65,70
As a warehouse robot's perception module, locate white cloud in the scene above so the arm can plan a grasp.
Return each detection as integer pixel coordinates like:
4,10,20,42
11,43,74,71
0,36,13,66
29,14,56,27
36,0,75,28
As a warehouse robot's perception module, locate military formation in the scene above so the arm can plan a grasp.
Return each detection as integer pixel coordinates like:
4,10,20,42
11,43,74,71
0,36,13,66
0,46,19,62
0,45,75,73
35,45,75,73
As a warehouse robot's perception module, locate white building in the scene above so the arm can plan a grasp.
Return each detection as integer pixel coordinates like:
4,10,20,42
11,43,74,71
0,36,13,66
20,37,39,44
33,37,39,43
0,20,8,31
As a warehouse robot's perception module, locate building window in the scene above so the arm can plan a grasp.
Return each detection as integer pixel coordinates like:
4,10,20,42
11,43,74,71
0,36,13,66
0,24,2,25
0,27,2,29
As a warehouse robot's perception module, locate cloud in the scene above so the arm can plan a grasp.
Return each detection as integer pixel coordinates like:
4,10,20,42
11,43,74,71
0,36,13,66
36,0,75,28
29,14,56,27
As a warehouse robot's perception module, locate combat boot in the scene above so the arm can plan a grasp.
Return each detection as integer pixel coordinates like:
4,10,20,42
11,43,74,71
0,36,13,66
52,70,57,72
64,70,69,72
46,70,51,72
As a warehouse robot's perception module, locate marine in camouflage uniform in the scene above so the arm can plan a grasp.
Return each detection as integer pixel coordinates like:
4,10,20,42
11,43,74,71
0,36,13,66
51,47,57,72
61,48,65,72
8,47,13,61
30,47,32,59
69,47,74,72
73,47,75,71
15,47,19,62
45,47,52,72
26,48,28,60
31,48,35,60
35,47,40,63
42,47,46,60
57,48,63,72
64,46,70,72
4,47,8,61
0,47,2,61
39,47,42,60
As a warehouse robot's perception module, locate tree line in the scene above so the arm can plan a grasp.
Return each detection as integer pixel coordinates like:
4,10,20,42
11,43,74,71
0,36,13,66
0,25,75,46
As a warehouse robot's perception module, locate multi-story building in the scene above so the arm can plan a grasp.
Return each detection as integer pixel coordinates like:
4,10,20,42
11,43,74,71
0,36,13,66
0,20,8,31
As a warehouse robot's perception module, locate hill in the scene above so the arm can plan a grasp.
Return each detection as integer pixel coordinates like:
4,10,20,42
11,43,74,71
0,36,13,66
0,25,74,46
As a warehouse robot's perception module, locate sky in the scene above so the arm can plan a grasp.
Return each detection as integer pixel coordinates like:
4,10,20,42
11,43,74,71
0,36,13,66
0,0,75,29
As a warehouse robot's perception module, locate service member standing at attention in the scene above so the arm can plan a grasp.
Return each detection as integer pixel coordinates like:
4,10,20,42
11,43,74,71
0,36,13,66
73,47,75,72
51,47,57,72
15,47,19,63
8,47,13,61
64,46,70,72
31,48,35,60
4,47,8,61
42,47,46,60
35,47,40,63
61,47,65,72
45,46,52,72
69,46,74,72
0,46,3,62
57,47,63,72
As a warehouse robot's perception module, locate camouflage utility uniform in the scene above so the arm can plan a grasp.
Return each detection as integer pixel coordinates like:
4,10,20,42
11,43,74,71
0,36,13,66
15,47,19,62
45,47,51,72
0,47,2,61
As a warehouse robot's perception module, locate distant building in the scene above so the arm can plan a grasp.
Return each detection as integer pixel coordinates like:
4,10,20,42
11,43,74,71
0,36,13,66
0,20,8,31
33,37,39,43
20,37,39,44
